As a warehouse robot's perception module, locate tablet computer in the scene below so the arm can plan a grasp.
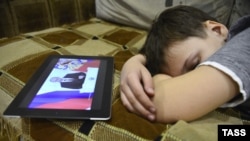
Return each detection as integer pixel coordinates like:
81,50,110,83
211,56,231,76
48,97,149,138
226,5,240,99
4,55,114,120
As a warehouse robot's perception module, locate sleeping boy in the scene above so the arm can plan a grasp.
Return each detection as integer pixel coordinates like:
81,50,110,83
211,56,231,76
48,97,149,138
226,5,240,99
120,5,250,123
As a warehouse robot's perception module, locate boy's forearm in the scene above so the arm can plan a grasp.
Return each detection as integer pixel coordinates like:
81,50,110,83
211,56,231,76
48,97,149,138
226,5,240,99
151,66,238,123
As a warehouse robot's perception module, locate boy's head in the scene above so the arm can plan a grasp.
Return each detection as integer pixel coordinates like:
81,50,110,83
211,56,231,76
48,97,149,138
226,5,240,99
140,5,228,76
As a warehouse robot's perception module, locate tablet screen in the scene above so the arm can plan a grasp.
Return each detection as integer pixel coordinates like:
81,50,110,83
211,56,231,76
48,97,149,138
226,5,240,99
28,58,100,110
4,55,114,120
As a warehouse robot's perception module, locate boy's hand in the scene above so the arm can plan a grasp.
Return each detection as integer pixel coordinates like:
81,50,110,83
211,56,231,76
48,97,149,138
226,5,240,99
120,54,156,121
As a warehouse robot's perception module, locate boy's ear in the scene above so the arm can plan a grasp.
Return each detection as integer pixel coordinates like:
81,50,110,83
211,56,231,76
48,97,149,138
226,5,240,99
204,20,228,40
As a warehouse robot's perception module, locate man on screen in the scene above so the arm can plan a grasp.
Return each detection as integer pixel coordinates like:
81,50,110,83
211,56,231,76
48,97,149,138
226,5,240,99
50,72,86,89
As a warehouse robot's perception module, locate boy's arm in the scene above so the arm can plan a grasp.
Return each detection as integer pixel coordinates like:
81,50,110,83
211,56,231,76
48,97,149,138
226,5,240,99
120,54,156,120
152,65,239,123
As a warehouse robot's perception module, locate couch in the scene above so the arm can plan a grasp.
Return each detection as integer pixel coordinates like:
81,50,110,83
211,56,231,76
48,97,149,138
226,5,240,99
1,0,249,141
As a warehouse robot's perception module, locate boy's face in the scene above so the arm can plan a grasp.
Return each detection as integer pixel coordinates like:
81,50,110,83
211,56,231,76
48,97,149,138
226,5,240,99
161,25,227,76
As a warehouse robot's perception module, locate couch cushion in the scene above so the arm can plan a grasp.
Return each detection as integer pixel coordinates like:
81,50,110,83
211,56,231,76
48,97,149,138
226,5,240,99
1,18,249,141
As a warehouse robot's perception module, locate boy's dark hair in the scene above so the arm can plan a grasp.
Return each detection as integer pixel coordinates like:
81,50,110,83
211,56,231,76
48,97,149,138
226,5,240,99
140,5,218,75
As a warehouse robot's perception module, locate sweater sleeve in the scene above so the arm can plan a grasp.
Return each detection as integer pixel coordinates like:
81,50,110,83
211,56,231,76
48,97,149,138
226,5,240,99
199,27,250,107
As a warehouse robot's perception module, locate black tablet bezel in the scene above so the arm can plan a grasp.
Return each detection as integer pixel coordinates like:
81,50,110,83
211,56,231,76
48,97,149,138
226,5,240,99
4,55,114,120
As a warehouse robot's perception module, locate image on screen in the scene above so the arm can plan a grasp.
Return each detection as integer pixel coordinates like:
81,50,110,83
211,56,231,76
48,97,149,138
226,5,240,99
28,58,100,110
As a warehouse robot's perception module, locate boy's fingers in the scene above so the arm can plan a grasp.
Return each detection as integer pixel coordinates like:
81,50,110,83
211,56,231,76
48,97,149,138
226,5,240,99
120,92,135,112
120,90,155,121
127,76,156,113
141,69,155,96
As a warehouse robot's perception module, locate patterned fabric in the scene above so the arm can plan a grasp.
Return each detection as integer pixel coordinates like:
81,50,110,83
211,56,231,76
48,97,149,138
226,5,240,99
0,18,250,141
0,0,95,38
